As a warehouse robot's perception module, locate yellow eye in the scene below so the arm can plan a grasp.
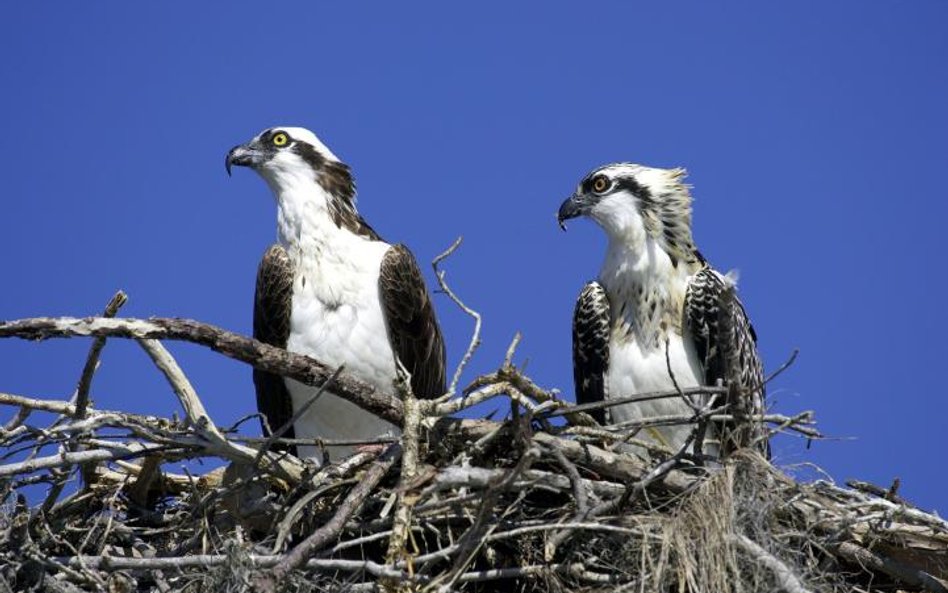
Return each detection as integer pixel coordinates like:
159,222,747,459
592,175,610,193
272,132,288,147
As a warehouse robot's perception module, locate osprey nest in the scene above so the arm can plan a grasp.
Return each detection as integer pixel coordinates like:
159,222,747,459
0,291,946,593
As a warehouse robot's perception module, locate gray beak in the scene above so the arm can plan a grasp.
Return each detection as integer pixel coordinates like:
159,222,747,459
225,144,260,176
557,194,588,231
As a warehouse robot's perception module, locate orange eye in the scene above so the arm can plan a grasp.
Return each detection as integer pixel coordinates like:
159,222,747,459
592,175,610,193
272,132,288,147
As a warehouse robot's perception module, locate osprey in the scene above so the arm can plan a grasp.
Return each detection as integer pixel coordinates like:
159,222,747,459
226,126,445,462
557,163,766,458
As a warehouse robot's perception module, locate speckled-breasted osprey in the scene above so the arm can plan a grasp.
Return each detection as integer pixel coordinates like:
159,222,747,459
226,127,445,463
557,163,766,458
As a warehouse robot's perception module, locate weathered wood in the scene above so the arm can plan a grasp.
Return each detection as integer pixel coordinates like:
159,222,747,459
2,314,946,593
0,316,404,425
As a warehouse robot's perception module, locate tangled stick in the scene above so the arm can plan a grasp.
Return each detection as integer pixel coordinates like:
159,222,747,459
1,245,945,592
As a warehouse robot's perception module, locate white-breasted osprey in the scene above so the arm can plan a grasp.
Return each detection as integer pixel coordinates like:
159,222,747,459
557,163,766,458
226,126,445,463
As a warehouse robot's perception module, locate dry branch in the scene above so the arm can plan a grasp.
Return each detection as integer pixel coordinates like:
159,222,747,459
256,444,402,592
2,308,946,593
0,316,405,425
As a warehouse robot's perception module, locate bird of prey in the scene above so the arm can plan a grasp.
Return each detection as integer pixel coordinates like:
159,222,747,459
226,127,445,462
557,163,766,458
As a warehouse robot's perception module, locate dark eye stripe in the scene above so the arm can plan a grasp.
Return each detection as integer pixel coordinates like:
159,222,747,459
615,176,648,199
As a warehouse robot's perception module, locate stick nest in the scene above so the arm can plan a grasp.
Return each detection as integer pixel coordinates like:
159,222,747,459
1,307,946,592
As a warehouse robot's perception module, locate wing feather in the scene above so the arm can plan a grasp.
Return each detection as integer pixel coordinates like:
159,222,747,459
252,244,297,454
684,267,767,455
572,281,611,424
378,244,446,399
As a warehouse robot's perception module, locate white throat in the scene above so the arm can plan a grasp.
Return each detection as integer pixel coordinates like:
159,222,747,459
599,221,691,350
256,166,339,253
592,194,685,293
600,233,678,293
593,198,649,248
597,202,660,286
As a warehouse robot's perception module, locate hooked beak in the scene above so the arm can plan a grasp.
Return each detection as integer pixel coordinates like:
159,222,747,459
557,193,588,231
225,143,261,176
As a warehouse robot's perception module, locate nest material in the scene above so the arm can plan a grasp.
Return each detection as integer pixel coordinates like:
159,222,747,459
0,314,946,593
2,414,947,592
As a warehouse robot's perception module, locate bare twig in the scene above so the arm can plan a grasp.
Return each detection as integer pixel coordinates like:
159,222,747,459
432,236,482,396
412,522,649,566
384,363,423,581
834,541,948,593
137,339,220,437
541,385,728,419
426,465,624,499
253,444,402,593
763,348,800,385
0,442,177,478
543,444,591,560
730,534,814,593
272,455,374,553
0,392,82,416
74,291,128,420
252,364,345,466
136,338,307,483
53,555,410,580
430,445,542,592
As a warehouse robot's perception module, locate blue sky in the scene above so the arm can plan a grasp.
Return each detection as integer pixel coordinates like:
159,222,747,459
1,3,946,511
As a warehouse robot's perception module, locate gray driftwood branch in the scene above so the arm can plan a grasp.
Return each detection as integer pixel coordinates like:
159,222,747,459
0,316,405,425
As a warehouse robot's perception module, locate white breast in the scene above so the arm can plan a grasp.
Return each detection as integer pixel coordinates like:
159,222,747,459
598,235,718,457
284,236,399,462
606,332,709,454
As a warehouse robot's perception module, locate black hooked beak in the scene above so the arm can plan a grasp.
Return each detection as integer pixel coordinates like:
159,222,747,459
557,193,588,231
225,143,259,176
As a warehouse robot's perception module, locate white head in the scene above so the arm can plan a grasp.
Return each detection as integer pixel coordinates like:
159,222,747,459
557,162,702,267
225,126,351,200
226,126,379,240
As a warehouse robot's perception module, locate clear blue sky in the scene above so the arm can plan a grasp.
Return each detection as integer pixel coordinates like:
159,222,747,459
1,3,946,511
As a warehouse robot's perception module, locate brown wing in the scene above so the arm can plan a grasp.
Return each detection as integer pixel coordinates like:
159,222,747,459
684,267,767,456
378,244,446,399
253,244,297,454
572,281,611,424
